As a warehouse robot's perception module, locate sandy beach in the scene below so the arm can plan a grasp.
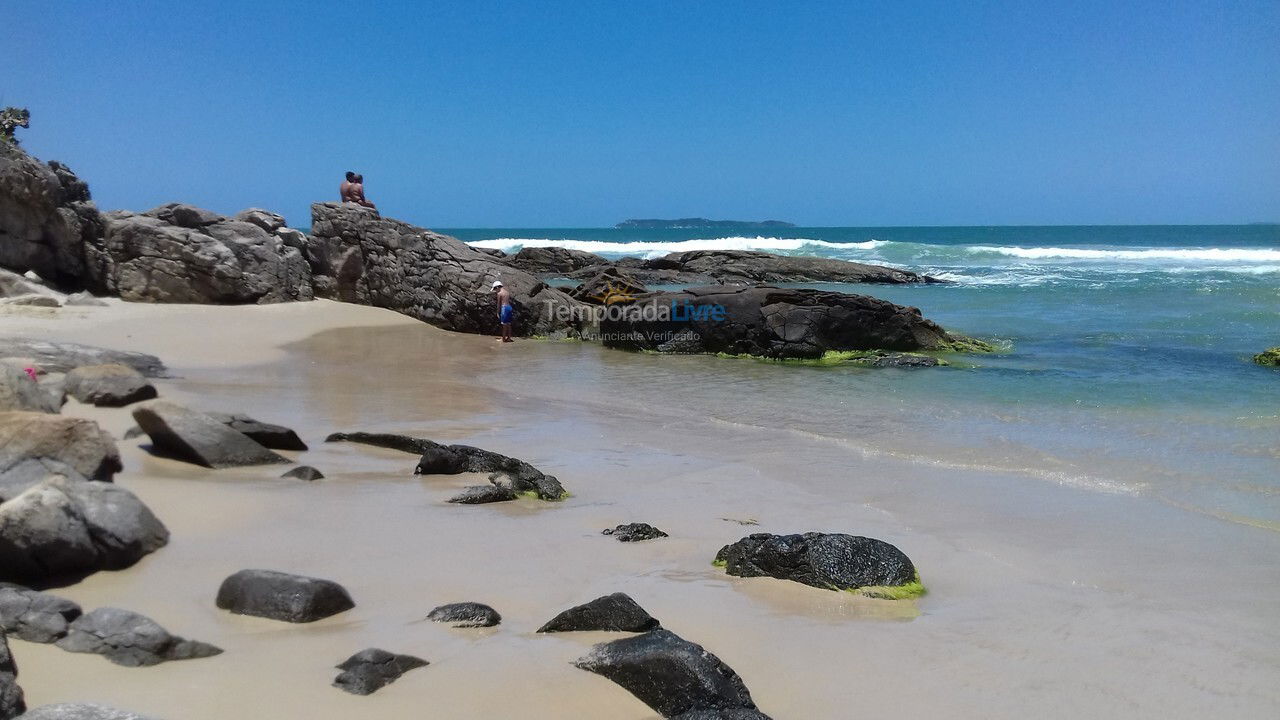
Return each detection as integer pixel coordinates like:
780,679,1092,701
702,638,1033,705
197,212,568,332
2,298,1277,719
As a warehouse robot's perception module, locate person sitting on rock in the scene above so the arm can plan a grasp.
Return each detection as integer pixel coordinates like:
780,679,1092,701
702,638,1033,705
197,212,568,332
493,280,514,343
351,174,376,209
340,171,357,203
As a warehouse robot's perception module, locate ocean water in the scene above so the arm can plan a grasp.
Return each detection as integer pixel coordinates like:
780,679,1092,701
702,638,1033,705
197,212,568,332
449,226,1280,530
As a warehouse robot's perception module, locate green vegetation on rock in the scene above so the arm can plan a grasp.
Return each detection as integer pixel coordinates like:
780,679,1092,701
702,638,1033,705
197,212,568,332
1253,347,1280,367
846,575,927,600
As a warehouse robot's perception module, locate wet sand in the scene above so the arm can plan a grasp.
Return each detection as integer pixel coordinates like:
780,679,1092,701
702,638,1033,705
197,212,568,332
3,300,1279,719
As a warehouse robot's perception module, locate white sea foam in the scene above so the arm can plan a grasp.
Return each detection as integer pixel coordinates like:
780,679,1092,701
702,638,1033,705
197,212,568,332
968,246,1280,262
467,236,884,259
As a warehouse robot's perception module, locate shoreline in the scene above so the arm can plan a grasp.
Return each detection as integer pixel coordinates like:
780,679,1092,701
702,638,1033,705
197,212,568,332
3,299,1278,718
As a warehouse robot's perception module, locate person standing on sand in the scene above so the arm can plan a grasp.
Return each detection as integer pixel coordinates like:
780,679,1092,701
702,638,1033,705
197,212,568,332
493,280,514,342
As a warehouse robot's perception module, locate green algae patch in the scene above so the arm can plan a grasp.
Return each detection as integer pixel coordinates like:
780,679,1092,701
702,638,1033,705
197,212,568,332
711,558,727,568
847,576,927,600
939,335,1001,353
518,489,570,501
1254,347,1280,367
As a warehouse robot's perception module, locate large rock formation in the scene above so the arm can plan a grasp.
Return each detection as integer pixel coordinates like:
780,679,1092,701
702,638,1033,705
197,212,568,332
0,144,106,291
715,532,920,597
131,402,289,468
642,249,938,285
0,339,166,377
599,285,978,358
97,204,312,303
307,203,582,335
0,413,122,487
504,246,609,275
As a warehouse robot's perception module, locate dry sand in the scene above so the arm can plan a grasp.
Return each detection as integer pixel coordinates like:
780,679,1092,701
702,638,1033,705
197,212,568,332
2,299,1278,719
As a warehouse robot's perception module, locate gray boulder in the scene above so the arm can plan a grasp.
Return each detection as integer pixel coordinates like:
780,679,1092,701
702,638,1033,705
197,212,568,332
603,523,668,542
64,364,157,407
538,592,659,633
714,532,919,595
0,339,165,377
131,402,288,468
574,629,762,718
55,607,221,667
506,246,609,275
207,412,306,450
306,203,582,335
0,583,83,642
0,413,121,485
0,479,168,583
0,365,58,413
426,602,501,628
0,632,24,720
16,704,158,720
100,208,312,304
332,648,428,695
215,569,354,623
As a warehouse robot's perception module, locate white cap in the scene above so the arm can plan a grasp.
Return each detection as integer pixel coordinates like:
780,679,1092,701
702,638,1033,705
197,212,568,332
491,280,504,289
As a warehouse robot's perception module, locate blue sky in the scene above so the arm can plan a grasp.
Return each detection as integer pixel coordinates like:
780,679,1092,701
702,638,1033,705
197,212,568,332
8,0,1279,227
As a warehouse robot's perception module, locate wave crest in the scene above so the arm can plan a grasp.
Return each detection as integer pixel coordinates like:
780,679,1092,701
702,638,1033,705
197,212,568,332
467,236,884,258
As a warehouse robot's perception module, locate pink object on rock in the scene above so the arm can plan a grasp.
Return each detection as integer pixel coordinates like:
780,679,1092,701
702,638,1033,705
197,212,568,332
23,367,38,382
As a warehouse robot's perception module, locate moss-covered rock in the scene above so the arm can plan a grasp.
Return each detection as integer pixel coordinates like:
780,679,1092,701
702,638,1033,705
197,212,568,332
1253,347,1280,367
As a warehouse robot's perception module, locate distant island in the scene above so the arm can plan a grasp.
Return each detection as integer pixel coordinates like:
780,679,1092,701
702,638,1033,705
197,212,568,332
616,218,796,229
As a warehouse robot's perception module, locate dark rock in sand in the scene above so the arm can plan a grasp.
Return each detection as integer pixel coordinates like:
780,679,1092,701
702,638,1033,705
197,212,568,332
64,364,157,407
0,478,169,583
281,466,324,481
327,432,567,500
0,365,59,413
0,583,83,642
426,602,501,628
55,607,221,667
18,704,159,720
98,206,313,304
207,412,307,450
0,632,24,720
646,249,939,285
447,484,517,504
215,569,354,623
715,532,918,595
571,267,649,305
332,648,428,695
0,413,122,485
131,401,288,468
538,592,659,633
603,523,668,542
602,285,976,359
506,246,610,275
306,203,583,335
0,143,106,292
0,338,166,377
574,628,762,719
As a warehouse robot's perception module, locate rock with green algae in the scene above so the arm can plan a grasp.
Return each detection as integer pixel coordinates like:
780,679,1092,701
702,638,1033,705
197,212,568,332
1253,347,1280,367
715,532,923,598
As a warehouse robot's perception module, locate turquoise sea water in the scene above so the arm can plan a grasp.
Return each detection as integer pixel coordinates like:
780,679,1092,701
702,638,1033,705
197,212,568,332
449,226,1280,529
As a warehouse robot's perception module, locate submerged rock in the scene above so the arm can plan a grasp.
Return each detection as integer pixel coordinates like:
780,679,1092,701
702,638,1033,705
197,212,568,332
447,484,516,504
0,632,24,720
426,602,501,628
601,285,980,359
573,628,763,718
538,593,659,633
208,412,307,450
1253,347,1280,367
281,465,324,481
131,402,288,468
715,532,919,597
644,249,938,285
215,569,354,623
603,523,668,542
327,432,567,500
64,364,157,407
55,607,221,667
332,648,428,696
0,478,169,583
17,704,159,720
0,413,122,485
0,583,83,643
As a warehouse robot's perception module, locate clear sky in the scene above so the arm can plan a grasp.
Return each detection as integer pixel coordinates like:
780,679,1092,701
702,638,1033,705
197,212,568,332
8,0,1279,228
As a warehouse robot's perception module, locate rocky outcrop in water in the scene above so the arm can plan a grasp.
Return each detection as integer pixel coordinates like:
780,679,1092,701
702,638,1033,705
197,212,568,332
504,246,609,275
55,607,221,667
602,523,668,542
644,249,939,285
538,593,659,633
215,569,355,623
1253,347,1279,367
601,285,979,359
131,402,288,468
426,602,501,628
206,412,306,450
0,583,83,643
715,532,920,596
574,629,767,719
332,648,428,695
306,203,582,335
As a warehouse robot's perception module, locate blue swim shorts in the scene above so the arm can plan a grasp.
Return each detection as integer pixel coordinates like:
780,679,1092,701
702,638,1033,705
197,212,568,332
500,304,514,324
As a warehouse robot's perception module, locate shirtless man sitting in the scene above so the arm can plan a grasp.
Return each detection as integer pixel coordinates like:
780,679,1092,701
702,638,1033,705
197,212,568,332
340,171,376,208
